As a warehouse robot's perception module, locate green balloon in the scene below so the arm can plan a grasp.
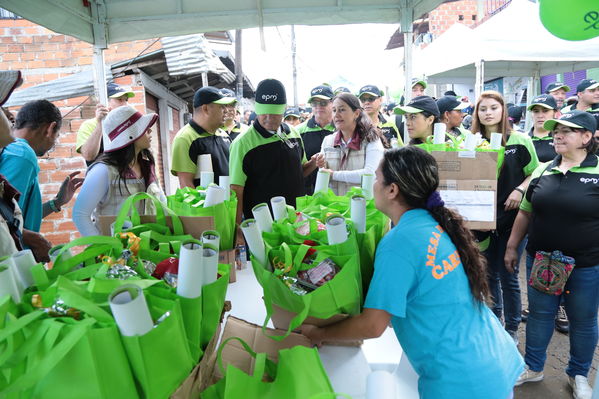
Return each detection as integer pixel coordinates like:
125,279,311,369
540,0,599,41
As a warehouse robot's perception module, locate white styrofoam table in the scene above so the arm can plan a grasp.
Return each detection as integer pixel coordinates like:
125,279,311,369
223,265,419,399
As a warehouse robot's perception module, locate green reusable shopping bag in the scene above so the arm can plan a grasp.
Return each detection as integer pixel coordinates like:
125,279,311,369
199,263,230,349
201,337,335,399
30,236,124,290
112,191,185,237
0,278,139,399
120,288,196,399
137,230,195,264
252,243,362,341
167,187,238,250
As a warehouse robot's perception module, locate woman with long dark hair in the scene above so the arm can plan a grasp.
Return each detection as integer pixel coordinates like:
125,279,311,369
303,146,524,399
394,95,441,145
73,105,165,236
316,93,384,195
471,90,539,343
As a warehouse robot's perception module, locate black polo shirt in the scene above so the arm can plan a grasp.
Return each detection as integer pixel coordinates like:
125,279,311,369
496,132,539,233
529,128,556,163
229,119,307,219
521,153,599,268
170,120,231,186
296,116,335,194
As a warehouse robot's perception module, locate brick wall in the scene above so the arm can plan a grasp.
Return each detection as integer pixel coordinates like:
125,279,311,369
429,0,480,38
0,19,159,246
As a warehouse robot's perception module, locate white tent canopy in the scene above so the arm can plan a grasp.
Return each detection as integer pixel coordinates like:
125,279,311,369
1,0,443,45
421,0,599,85
3,0,444,106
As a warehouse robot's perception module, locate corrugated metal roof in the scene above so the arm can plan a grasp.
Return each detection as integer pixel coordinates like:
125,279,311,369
4,69,113,107
161,34,235,84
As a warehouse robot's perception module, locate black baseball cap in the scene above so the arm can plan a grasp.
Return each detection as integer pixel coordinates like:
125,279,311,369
220,88,237,102
576,79,599,93
508,106,523,121
358,85,383,99
394,95,440,117
444,90,458,97
284,107,300,119
334,86,351,95
107,83,134,99
436,96,468,115
527,94,558,111
193,86,235,108
385,102,397,112
308,85,334,102
255,79,287,115
544,110,597,132
545,82,571,94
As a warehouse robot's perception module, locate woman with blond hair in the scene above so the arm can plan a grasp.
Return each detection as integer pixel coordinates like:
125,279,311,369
471,90,539,343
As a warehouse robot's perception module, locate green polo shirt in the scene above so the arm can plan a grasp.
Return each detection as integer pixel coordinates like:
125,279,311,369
170,120,231,186
296,116,335,194
229,120,307,218
521,153,599,268
561,102,599,113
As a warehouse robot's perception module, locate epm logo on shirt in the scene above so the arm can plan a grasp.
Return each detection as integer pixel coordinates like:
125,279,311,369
426,225,461,280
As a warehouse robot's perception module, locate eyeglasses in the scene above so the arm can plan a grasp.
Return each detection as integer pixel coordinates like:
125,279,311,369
310,100,331,108
360,96,379,103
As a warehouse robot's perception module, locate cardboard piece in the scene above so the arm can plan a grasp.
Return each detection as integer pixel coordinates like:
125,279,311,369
432,151,498,230
219,248,237,283
270,303,362,347
173,316,313,396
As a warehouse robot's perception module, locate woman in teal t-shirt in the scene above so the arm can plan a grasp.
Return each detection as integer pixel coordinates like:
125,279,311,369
302,146,524,399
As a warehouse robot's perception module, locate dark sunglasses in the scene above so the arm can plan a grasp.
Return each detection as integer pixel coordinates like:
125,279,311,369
310,100,331,107
360,96,379,103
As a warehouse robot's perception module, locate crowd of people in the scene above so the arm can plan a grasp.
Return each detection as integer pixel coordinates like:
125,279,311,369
0,68,597,398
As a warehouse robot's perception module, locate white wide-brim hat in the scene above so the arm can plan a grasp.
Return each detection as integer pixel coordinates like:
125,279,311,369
102,105,158,152
0,70,23,106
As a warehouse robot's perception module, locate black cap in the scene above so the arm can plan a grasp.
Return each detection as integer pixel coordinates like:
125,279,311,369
545,82,571,94
358,85,383,98
577,79,599,93
436,96,468,115
193,86,235,108
284,107,300,118
255,79,287,115
219,88,237,99
544,110,597,132
107,83,134,99
508,106,523,121
308,85,334,102
527,94,558,111
444,90,458,97
394,95,440,117
385,102,397,112
334,86,351,95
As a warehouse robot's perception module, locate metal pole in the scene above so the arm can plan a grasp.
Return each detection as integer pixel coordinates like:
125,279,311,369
401,5,414,146
202,72,208,87
235,29,243,101
92,45,108,105
291,25,298,107
475,59,485,100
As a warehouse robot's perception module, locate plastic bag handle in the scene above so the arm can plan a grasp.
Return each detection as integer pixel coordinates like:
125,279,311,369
113,192,184,236
216,336,277,379
261,284,312,342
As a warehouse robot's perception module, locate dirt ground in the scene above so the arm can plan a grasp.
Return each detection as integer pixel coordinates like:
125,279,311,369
513,259,598,399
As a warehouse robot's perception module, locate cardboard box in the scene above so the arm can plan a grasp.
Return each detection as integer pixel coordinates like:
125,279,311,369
270,303,362,347
432,151,498,230
219,248,237,283
172,316,312,396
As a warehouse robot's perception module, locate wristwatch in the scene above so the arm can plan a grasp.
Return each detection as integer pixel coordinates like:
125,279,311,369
49,199,62,213
514,186,525,195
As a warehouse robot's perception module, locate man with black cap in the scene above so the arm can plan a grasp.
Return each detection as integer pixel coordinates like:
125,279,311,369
562,78,599,113
296,84,335,194
229,79,320,244
76,82,135,166
358,84,403,147
283,108,302,127
220,88,248,141
170,86,235,188
545,82,570,111
436,95,469,139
